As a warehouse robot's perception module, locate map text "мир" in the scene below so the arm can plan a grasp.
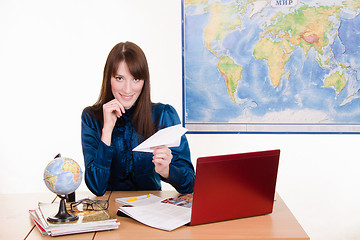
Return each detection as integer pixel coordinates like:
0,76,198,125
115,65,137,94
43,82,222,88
272,0,297,6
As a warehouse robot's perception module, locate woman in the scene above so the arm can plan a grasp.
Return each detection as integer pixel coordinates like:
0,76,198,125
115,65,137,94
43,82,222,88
81,41,195,196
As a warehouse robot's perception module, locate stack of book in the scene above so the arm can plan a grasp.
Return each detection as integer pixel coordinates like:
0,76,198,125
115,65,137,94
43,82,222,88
29,201,120,236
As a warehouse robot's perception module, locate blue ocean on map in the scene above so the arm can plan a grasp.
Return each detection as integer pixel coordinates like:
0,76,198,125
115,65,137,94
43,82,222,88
184,0,360,130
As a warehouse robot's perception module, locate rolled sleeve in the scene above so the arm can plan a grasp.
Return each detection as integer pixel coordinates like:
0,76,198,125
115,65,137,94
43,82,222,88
155,104,195,193
81,109,113,196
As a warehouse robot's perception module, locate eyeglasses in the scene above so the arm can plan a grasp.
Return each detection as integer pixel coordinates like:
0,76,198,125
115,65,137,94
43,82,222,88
70,198,109,212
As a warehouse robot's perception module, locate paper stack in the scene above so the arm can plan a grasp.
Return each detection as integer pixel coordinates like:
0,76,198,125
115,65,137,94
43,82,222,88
29,201,119,236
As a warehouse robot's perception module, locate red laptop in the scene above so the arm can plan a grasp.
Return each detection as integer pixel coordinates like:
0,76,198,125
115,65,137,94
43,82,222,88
189,149,280,225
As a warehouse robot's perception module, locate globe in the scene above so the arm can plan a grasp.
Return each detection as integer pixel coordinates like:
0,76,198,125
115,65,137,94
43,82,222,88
44,156,83,195
43,155,83,223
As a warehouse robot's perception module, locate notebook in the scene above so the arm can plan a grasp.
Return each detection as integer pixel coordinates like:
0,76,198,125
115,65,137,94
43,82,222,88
189,149,280,225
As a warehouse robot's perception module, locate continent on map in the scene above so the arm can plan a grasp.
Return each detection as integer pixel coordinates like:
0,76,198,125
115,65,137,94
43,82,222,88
63,158,81,183
343,0,360,10
257,5,342,88
44,174,57,190
261,6,341,56
324,71,346,94
217,55,242,102
253,38,291,87
203,2,243,55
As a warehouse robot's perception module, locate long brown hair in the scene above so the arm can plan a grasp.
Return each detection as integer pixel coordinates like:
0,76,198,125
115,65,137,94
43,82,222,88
90,41,156,139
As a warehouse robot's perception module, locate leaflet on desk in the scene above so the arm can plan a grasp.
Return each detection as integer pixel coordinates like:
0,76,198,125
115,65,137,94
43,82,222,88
116,193,193,231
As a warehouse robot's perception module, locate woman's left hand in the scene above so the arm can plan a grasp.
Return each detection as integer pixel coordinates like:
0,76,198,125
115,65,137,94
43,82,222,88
151,145,172,179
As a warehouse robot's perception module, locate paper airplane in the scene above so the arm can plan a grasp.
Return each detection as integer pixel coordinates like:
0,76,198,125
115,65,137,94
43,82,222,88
132,124,188,153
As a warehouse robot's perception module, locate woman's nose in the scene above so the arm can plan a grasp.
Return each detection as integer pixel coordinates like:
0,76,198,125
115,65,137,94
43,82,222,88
123,80,132,93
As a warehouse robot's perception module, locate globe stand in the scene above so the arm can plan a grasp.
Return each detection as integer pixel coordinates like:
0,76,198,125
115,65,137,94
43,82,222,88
47,194,78,223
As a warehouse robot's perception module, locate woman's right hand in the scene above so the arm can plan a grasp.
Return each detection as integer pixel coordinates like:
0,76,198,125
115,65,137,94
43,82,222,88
101,99,125,145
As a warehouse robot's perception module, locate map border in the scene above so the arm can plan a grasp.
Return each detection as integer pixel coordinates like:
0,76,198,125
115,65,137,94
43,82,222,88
181,0,360,134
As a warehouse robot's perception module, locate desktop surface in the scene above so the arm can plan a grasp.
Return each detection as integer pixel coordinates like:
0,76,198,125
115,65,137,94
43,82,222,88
2,190,309,240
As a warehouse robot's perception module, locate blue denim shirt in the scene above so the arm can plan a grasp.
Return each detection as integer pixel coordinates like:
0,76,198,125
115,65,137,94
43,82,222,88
81,103,195,196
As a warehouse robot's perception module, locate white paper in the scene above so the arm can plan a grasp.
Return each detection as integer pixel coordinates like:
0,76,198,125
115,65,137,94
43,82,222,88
132,124,188,153
118,202,191,231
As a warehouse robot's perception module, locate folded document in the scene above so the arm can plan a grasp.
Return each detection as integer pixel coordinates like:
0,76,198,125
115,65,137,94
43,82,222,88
132,124,188,153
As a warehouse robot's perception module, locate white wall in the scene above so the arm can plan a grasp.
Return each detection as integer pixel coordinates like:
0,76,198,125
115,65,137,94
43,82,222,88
0,1,359,239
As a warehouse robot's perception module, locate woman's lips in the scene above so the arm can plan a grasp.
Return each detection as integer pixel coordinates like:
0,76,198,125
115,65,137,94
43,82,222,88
121,94,133,100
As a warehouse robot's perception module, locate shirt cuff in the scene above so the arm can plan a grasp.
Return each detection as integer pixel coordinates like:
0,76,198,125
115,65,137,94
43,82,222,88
164,164,182,186
96,141,113,169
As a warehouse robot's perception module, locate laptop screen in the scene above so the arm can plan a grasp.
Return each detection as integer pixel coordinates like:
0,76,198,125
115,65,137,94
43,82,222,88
190,149,280,225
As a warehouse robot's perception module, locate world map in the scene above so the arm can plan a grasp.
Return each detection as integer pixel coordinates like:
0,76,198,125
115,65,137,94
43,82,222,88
183,0,360,133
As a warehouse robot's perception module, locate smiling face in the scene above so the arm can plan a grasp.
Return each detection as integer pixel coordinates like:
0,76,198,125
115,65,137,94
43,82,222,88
111,61,144,110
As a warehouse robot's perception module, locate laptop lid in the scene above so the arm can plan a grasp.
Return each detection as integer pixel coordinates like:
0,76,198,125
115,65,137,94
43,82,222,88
189,149,280,225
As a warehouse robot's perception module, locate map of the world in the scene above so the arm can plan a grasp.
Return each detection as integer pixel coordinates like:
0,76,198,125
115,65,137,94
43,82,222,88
183,0,360,133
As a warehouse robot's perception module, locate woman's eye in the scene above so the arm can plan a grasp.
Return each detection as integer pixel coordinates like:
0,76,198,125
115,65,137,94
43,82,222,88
115,76,123,81
133,79,140,82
